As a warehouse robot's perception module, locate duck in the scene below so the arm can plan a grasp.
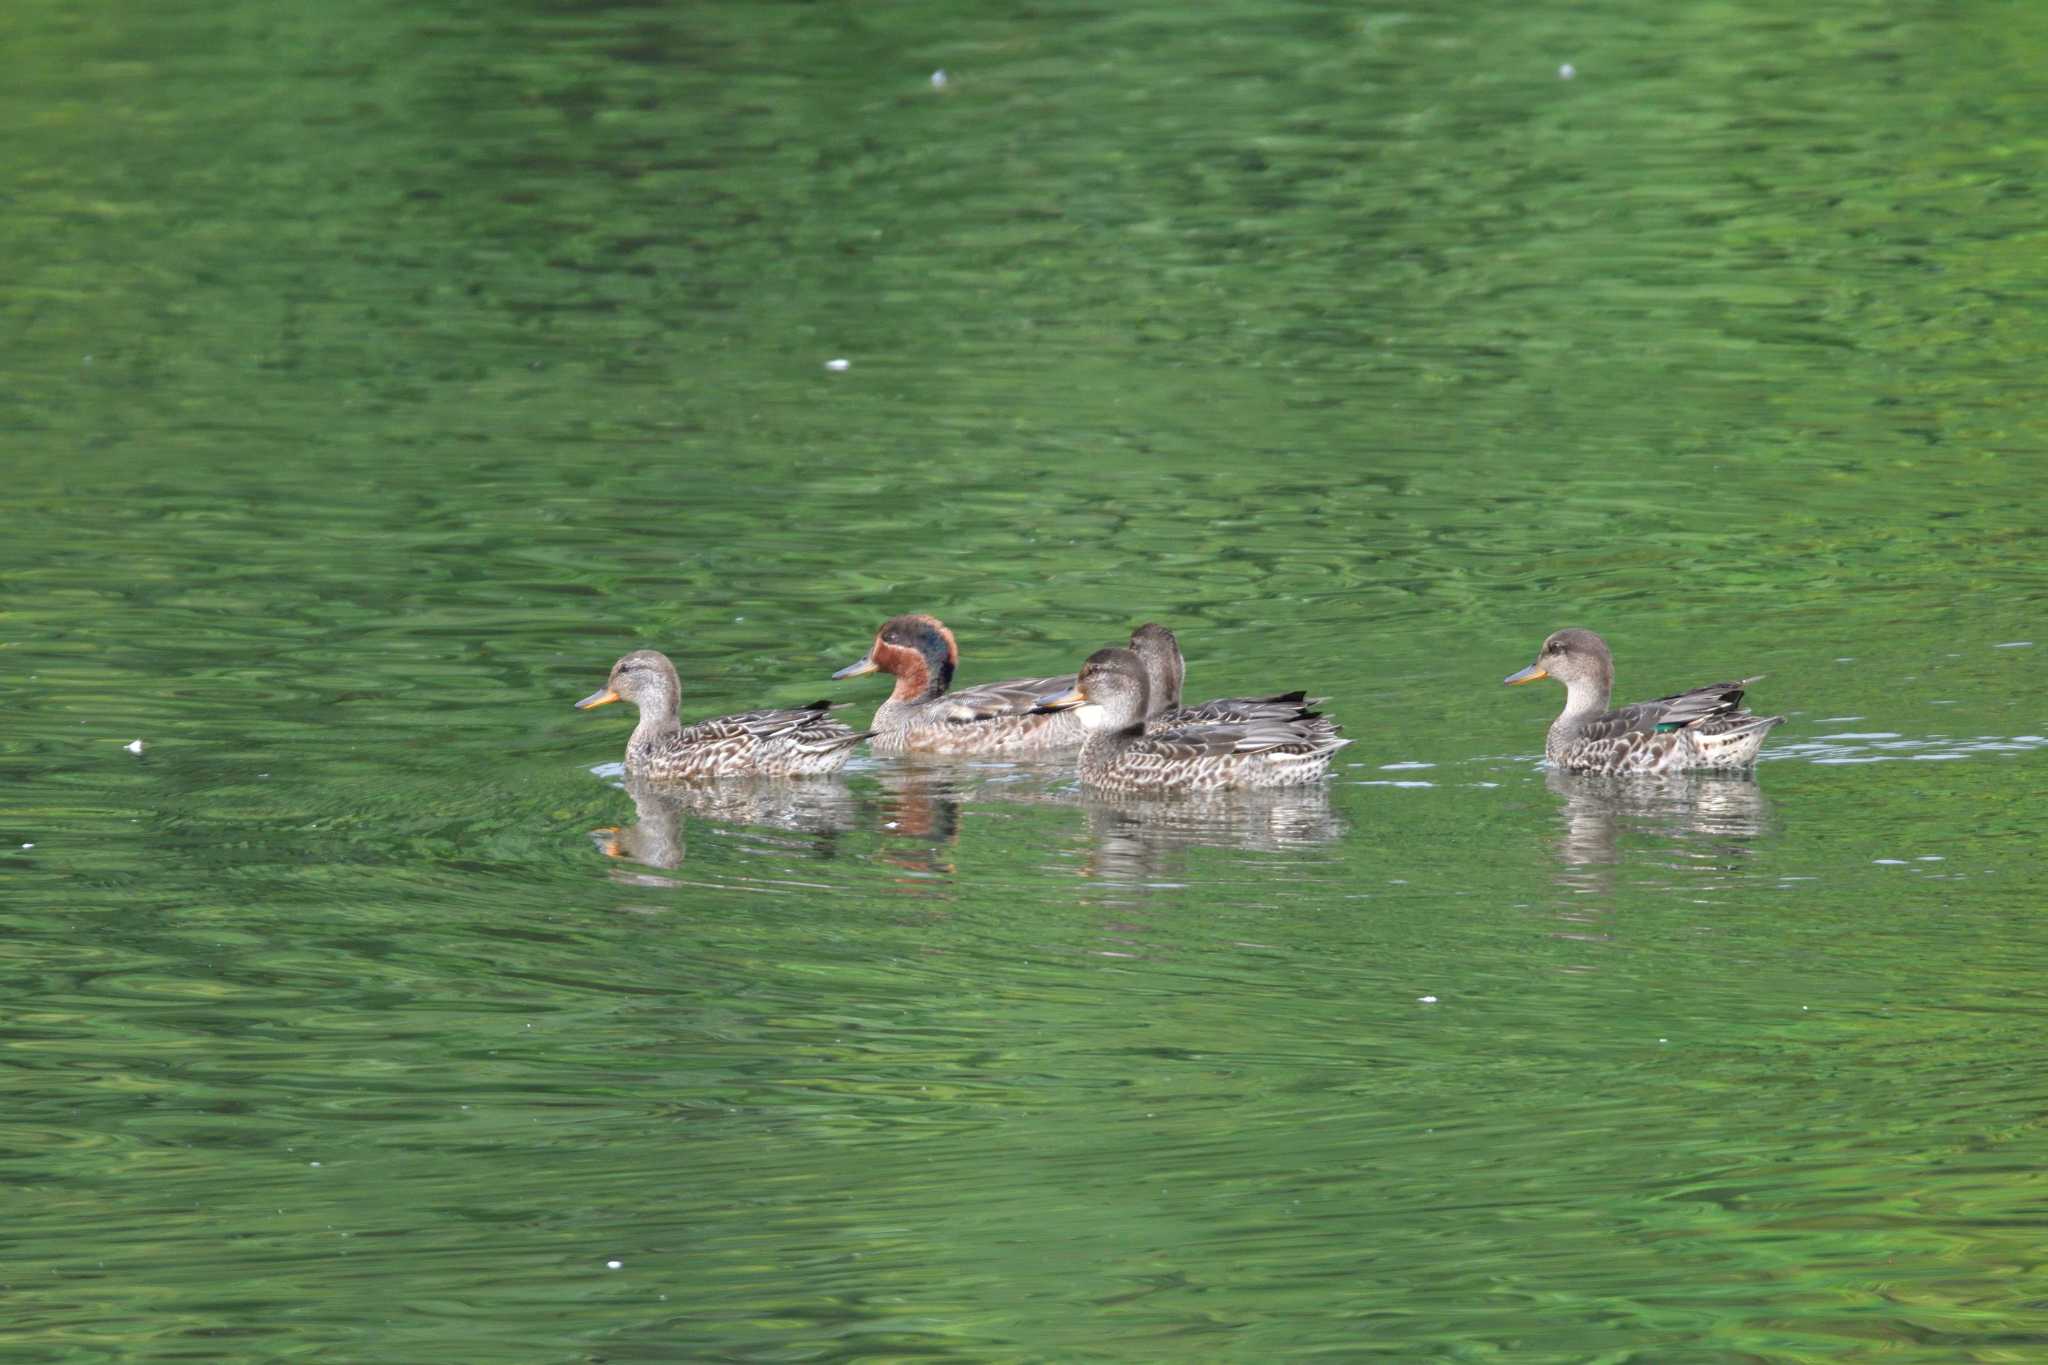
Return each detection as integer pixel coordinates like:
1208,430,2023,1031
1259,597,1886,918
1126,622,1331,730
831,614,1087,756
1504,628,1786,772
1035,647,1351,792
577,650,870,779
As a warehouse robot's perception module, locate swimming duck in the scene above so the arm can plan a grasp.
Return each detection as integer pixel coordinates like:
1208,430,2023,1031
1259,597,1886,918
577,650,870,779
1126,622,1330,730
831,614,1086,756
1504,628,1786,772
1036,647,1351,792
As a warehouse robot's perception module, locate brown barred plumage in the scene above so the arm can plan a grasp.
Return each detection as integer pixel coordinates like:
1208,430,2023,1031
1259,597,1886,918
1040,647,1349,793
1505,628,1785,773
578,650,870,780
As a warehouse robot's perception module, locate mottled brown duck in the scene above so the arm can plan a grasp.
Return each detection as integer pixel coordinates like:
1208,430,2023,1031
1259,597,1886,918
577,650,869,779
1504,628,1785,772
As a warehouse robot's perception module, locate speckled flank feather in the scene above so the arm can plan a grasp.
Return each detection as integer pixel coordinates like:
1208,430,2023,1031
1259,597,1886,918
579,649,870,780
1081,718,1352,793
1049,647,1349,793
632,701,870,779
835,614,1088,756
872,675,1088,756
1126,623,1333,732
1546,703,1783,773
1507,628,1785,774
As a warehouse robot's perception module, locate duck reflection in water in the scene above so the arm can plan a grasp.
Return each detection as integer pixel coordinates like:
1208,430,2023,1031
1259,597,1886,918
590,772,859,874
1544,767,1773,882
1075,785,1346,889
867,759,971,881
866,757,1093,885
868,759,973,843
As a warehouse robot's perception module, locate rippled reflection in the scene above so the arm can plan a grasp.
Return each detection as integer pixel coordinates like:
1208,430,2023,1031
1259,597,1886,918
1545,768,1773,879
868,761,974,844
864,760,971,882
589,773,859,873
1075,786,1346,887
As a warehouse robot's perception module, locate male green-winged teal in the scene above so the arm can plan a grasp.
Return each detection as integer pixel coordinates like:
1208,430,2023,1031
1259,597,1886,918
1037,647,1350,792
831,614,1086,756
1504,628,1785,772
577,650,870,779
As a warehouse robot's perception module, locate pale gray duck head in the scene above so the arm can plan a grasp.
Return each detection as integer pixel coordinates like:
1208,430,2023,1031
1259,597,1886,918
577,649,683,722
1037,647,1150,732
1126,623,1185,715
1504,628,1615,705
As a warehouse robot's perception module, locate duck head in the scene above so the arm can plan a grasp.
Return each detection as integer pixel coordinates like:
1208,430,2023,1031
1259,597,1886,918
1505,628,1614,704
1126,623,1185,715
1036,647,1149,733
833,614,958,703
577,649,682,720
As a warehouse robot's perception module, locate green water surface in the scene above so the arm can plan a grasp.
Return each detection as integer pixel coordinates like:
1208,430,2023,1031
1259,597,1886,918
4,1,2045,1360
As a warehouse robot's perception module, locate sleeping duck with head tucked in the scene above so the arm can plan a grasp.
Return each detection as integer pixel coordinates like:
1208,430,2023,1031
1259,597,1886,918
1504,628,1785,773
831,614,1086,756
1036,646,1350,793
577,649,871,780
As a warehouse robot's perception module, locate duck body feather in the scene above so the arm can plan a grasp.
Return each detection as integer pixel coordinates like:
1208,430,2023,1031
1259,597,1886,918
869,671,1088,757
631,699,871,779
1508,629,1785,774
1044,646,1350,793
1080,717,1352,793
1158,690,1325,728
580,650,869,781
1547,678,1785,773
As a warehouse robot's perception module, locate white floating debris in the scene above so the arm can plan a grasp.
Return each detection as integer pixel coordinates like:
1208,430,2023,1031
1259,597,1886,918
124,739,145,755
1558,63,1576,79
824,357,851,372
930,69,949,89
606,1260,623,1270
1417,995,1438,1004
20,843,33,850
1873,859,1908,865
309,1161,322,1167
1995,641,2033,649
